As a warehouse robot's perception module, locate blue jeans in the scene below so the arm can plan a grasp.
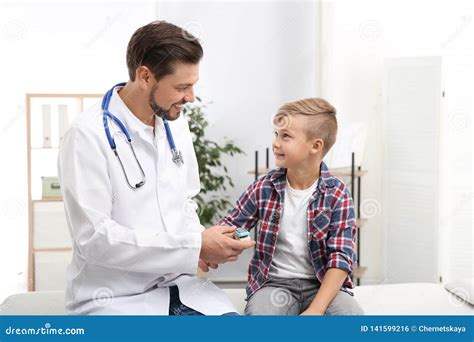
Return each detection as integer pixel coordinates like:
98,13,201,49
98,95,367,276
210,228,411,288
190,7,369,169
168,286,239,316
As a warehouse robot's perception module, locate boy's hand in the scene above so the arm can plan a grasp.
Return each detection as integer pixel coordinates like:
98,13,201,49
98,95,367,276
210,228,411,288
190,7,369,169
300,308,324,316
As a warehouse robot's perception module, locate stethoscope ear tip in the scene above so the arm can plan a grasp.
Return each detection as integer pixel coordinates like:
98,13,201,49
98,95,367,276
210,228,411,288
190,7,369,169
135,181,145,188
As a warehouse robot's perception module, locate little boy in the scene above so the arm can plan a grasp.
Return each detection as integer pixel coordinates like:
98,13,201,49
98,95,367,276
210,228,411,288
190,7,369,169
218,98,364,315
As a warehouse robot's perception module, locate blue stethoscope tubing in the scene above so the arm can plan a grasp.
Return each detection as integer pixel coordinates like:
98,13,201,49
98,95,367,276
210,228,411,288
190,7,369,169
102,82,183,189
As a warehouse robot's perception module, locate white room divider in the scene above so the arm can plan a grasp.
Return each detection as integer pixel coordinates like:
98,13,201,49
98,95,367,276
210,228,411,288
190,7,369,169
383,57,442,283
383,56,472,284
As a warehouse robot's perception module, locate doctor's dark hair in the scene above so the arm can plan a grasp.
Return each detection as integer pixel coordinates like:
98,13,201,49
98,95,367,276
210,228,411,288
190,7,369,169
126,21,203,82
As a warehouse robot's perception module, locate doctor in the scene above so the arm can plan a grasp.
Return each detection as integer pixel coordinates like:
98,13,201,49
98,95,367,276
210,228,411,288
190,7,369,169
58,21,254,315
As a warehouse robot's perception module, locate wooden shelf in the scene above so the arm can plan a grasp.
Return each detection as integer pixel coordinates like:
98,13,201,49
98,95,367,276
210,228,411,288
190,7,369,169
34,247,72,252
27,93,101,292
356,218,368,228
31,147,60,150
330,167,368,178
27,93,102,98
353,266,367,279
33,198,63,202
247,168,271,175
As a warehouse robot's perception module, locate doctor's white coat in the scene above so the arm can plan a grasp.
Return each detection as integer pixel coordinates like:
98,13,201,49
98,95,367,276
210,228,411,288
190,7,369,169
58,87,236,315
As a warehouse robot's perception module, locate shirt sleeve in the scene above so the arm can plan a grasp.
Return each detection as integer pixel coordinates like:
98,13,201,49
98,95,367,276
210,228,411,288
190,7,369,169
325,187,357,274
216,181,260,231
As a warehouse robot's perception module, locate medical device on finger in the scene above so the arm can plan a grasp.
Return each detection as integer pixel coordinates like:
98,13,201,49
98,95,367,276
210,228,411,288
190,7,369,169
102,82,184,189
234,228,251,241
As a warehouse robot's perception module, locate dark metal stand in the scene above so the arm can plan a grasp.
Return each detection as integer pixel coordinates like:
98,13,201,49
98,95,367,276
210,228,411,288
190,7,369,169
350,152,363,286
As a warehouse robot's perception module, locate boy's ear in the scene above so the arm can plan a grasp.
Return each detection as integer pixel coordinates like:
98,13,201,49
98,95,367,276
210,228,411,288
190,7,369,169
311,138,324,155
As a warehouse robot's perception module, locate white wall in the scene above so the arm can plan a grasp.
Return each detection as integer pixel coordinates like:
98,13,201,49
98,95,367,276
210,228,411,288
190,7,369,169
154,1,320,280
155,0,319,195
1,0,472,300
322,0,473,284
440,53,473,284
0,1,320,297
0,1,157,301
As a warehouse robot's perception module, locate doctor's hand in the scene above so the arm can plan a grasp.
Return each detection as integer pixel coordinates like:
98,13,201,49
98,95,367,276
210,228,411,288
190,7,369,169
200,226,255,265
198,258,218,272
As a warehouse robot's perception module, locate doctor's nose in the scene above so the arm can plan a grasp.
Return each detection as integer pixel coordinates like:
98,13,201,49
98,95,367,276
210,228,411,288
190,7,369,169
183,87,195,103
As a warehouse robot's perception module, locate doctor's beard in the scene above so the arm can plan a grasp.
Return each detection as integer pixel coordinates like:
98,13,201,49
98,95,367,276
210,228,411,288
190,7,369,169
149,98,172,121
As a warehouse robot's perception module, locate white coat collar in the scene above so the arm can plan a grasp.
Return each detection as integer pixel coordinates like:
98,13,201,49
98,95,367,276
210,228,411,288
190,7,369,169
108,85,165,139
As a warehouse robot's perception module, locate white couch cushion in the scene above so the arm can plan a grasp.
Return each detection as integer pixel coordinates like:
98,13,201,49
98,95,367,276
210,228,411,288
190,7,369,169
222,288,247,314
0,289,248,315
0,291,66,315
444,278,474,305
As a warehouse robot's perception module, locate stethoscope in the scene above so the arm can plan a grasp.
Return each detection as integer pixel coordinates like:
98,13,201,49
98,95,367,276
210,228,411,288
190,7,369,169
102,82,184,190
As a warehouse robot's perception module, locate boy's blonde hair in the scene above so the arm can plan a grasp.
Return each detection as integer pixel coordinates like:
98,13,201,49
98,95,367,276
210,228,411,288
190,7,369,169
273,98,337,156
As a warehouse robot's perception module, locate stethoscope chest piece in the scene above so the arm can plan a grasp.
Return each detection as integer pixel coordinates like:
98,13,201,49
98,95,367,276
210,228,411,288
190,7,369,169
172,149,184,166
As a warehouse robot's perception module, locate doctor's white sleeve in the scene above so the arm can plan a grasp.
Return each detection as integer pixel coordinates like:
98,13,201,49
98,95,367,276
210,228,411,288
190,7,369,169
58,124,202,275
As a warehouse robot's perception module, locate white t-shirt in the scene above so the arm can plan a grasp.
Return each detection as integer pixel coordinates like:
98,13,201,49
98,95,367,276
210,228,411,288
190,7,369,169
269,176,319,279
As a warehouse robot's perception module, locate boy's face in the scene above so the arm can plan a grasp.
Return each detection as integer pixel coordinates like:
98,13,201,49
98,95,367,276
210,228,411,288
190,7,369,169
272,114,322,169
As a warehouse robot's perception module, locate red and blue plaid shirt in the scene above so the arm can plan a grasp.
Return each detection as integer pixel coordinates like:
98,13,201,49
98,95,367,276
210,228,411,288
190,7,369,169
218,161,358,299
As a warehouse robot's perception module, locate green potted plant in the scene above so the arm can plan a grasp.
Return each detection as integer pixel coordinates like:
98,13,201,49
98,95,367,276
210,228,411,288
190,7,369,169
182,97,244,226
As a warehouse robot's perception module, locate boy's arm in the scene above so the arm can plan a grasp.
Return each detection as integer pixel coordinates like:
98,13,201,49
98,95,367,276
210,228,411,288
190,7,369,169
301,268,348,315
199,182,261,272
216,181,260,231
302,187,357,315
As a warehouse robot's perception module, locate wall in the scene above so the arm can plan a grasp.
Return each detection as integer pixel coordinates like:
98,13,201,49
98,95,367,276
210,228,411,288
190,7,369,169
0,0,320,297
154,1,320,280
321,0,473,284
0,0,157,300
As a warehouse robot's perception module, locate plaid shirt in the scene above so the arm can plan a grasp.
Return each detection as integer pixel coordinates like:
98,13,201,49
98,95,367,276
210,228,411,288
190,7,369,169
218,161,357,299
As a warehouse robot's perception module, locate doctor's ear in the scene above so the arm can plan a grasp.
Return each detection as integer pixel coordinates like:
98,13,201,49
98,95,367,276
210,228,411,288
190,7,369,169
135,66,155,90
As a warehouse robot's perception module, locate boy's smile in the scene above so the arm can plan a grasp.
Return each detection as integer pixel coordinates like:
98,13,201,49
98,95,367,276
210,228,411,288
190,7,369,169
274,151,285,160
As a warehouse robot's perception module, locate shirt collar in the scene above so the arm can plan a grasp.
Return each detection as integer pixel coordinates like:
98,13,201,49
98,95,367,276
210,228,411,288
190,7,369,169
270,161,336,194
108,85,161,138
